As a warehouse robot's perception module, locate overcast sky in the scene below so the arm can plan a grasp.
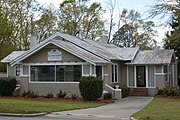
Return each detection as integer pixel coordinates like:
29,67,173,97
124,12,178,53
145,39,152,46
37,0,169,46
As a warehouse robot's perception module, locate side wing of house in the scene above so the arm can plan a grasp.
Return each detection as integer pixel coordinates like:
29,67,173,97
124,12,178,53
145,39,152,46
126,50,177,96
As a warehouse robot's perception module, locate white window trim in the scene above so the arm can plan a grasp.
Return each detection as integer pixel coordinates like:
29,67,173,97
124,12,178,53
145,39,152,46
111,64,118,83
29,63,83,83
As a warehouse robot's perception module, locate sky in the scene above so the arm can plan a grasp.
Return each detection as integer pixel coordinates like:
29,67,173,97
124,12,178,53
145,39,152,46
37,0,169,47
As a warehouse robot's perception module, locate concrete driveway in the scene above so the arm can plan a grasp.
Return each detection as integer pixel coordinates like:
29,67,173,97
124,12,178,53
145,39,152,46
47,96,153,120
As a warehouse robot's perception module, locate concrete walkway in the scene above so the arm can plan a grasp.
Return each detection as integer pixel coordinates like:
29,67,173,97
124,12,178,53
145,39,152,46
47,96,153,120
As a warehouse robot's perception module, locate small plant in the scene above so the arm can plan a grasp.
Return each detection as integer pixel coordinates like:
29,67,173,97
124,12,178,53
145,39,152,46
156,87,177,96
45,92,54,98
57,89,66,98
71,94,78,99
22,91,39,98
103,92,112,100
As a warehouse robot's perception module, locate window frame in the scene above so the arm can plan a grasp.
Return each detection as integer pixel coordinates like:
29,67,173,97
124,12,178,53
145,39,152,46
29,64,82,83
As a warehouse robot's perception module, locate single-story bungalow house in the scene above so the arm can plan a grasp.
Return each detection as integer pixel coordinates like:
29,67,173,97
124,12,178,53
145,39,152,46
1,32,178,97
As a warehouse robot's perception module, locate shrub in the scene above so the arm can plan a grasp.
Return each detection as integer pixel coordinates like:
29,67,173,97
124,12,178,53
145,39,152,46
22,91,39,98
120,85,129,98
103,92,112,100
45,92,54,98
79,76,103,101
71,94,78,99
0,77,17,96
156,87,177,96
57,89,66,98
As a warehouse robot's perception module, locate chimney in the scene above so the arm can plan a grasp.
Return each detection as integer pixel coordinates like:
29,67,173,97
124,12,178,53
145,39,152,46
99,35,109,43
29,36,38,49
75,30,84,40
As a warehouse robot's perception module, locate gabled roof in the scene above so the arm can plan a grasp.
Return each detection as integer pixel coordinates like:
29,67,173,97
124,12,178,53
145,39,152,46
53,32,138,61
1,51,26,63
127,49,175,65
1,32,174,66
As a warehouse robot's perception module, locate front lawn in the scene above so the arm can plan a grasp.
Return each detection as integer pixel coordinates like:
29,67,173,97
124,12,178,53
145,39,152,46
0,98,105,114
132,97,180,120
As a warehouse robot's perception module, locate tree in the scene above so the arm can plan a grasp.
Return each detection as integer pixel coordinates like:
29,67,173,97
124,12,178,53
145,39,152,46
57,0,106,40
163,1,180,60
0,0,41,71
149,0,180,58
106,0,116,43
82,2,106,40
32,4,58,42
111,10,157,49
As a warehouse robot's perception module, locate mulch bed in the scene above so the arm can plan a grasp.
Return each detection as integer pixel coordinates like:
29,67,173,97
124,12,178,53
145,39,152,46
0,96,114,104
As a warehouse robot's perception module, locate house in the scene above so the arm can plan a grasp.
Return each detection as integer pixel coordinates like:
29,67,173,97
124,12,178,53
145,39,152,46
1,32,178,97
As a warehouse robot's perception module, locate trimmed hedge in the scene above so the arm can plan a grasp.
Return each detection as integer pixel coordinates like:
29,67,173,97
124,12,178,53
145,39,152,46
0,77,17,96
79,76,103,101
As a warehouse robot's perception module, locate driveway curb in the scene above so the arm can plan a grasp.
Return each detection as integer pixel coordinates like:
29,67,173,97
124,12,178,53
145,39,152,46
0,112,47,117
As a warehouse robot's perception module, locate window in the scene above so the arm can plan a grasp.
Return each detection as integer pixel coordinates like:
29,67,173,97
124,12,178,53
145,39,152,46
15,66,22,76
96,66,102,77
112,64,118,83
31,66,55,82
148,66,155,87
128,66,135,87
56,65,81,82
163,65,167,73
16,67,21,76
30,65,81,82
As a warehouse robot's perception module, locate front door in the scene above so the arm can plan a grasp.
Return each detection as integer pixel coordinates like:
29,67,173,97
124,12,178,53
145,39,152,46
136,66,146,87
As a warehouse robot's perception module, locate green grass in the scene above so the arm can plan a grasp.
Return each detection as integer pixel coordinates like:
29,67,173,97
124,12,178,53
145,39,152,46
133,97,180,120
0,98,105,114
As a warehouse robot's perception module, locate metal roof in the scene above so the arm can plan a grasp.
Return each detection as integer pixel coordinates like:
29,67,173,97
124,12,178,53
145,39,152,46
54,32,138,61
2,32,174,66
127,49,174,65
52,39,109,64
1,51,26,63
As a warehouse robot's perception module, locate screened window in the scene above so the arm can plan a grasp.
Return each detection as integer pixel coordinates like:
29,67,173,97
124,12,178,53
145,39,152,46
30,65,81,82
148,66,155,87
112,64,118,83
128,66,135,87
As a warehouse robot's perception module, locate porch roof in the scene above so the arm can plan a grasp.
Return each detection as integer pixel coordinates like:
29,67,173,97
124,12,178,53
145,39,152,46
127,49,175,65
1,51,26,63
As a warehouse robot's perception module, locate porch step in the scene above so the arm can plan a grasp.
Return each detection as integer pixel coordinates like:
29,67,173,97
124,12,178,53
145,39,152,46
131,88,148,96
